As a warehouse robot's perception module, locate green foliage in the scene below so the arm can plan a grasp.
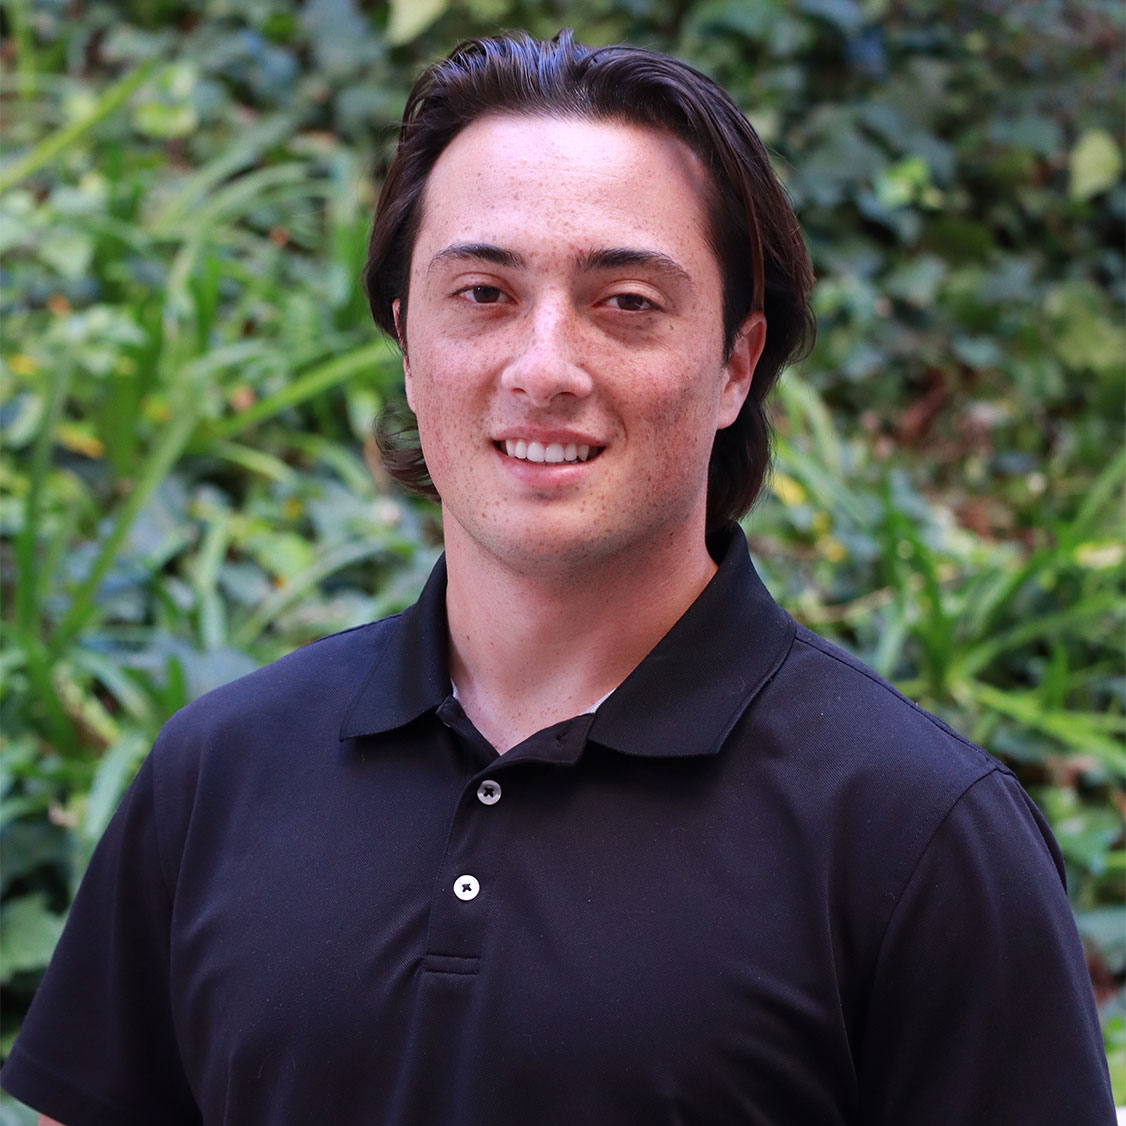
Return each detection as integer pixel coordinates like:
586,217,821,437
1,0,1123,1099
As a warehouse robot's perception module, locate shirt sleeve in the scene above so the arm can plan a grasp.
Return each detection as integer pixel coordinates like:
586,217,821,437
0,752,201,1126
859,767,1116,1124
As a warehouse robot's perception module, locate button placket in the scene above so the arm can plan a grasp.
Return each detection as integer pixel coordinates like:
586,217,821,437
444,782,501,909
425,772,511,959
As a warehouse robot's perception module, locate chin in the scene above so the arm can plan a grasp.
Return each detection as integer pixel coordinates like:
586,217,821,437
447,512,615,573
493,531,610,572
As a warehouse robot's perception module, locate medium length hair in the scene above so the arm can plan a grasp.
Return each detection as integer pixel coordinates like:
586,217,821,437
362,30,815,529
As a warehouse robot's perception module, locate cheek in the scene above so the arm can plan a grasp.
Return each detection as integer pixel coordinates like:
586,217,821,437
406,354,483,483
413,408,459,498
628,353,725,431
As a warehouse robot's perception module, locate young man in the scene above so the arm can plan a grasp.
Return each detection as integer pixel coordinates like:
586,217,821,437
3,31,1115,1126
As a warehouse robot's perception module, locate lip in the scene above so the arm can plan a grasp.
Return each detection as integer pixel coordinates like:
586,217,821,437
496,451,595,484
492,438,604,485
492,428,605,447
491,425,608,474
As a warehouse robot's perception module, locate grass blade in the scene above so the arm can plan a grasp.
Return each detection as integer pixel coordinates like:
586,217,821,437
16,358,73,634
208,341,395,440
0,60,160,193
49,391,204,654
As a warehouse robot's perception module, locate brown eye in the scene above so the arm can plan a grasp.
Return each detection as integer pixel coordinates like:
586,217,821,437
467,285,504,303
606,293,656,311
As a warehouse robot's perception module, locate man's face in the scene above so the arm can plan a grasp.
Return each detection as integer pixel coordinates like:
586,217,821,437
400,114,760,575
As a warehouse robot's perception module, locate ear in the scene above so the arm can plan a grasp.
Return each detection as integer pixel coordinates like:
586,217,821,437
393,299,416,412
717,312,765,430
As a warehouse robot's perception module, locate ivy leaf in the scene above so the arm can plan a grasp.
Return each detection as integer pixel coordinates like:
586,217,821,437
798,0,865,35
131,61,199,140
0,894,65,984
1068,129,1122,201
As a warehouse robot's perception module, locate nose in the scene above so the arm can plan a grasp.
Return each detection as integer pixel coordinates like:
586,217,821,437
499,297,593,406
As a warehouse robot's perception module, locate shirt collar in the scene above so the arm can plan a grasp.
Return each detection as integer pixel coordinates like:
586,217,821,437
587,525,795,758
339,525,795,758
339,555,452,740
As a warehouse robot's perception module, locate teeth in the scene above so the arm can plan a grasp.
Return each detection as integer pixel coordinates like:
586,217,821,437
502,438,596,464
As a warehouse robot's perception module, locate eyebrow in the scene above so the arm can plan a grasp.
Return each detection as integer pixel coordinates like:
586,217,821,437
426,243,526,275
425,243,694,289
575,247,694,289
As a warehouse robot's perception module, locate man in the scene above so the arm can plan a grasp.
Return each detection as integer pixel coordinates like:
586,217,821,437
2,30,1114,1125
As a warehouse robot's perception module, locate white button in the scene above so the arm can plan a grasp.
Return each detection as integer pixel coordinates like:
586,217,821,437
454,874,480,901
476,780,501,806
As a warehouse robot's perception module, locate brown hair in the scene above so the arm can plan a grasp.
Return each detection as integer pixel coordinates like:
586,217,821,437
363,29,815,529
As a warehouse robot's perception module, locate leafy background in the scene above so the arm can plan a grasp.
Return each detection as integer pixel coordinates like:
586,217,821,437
1,0,1123,1114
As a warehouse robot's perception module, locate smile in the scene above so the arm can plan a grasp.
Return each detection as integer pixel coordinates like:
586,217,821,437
502,439,598,464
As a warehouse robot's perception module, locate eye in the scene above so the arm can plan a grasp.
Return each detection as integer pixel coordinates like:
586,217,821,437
603,292,658,312
458,284,508,304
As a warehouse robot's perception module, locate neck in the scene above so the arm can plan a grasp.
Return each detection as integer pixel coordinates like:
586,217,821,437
444,524,718,753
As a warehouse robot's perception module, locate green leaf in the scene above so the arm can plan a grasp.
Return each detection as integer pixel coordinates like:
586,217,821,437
386,0,448,45
1044,282,1126,377
1068,129,1122,201
82,733,148,844
1076,906,1126,975
0,60,160,194
969,682,1126,776
132,100,198,139
0,894,65,984
798,0,865,35
49,375,206,654
0,820,70,898
207,341,395,441
38,228,94,279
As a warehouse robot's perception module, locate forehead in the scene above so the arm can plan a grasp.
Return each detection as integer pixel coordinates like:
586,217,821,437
411,114,719,277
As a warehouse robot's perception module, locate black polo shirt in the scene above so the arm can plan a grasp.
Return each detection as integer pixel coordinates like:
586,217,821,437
2,527,1114,1125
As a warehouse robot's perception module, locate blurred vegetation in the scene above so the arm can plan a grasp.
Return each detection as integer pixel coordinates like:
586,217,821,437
1,0,1123,1111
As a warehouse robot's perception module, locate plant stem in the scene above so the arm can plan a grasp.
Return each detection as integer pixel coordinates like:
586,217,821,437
16,358,73,635
6,0,37,102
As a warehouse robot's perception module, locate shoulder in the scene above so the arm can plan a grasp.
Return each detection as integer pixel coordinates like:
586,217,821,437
159,615,401,745
147,615,404,811
138,615,409,889
737,622,1030,910
763,622,1004,793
